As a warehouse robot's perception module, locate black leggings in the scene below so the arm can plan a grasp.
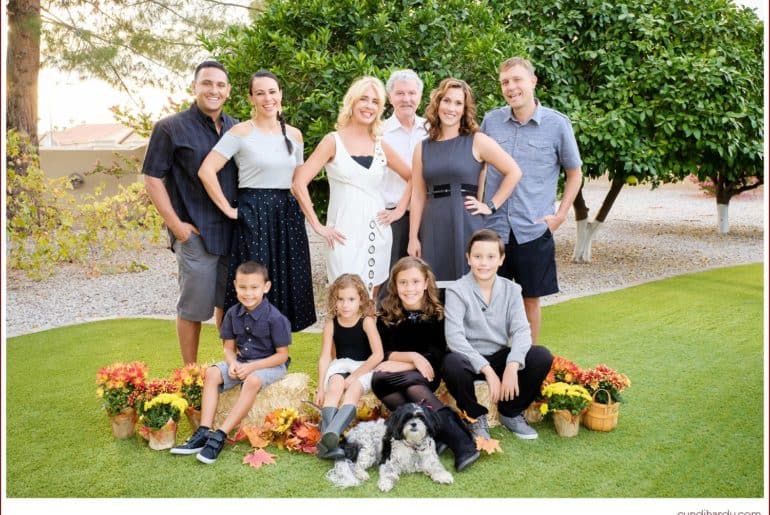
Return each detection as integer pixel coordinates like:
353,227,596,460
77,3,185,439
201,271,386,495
371,370,444,411
441,345,553,419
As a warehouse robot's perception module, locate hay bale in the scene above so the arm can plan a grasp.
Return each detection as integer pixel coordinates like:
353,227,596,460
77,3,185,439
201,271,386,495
436,381,500,427
214,372,310,428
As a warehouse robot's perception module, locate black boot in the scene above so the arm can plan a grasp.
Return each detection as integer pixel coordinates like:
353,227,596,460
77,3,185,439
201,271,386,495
319,404,357,460
435,406,480,472
316,407,344,460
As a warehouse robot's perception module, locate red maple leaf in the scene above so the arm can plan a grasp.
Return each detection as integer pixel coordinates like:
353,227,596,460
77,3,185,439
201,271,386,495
243,449,276,469
293,421,320,444
227,427,248,444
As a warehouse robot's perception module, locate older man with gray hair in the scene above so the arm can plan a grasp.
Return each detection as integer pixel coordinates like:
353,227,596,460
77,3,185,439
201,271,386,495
376,69,427,270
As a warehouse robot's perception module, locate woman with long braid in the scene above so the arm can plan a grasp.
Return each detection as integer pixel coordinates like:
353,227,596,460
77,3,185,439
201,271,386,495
199,70,316,332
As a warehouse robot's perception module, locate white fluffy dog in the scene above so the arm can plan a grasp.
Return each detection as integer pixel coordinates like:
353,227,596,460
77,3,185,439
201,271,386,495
325,403,453,491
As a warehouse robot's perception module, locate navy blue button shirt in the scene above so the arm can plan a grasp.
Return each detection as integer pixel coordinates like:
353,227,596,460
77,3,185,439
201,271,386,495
220,298,291,362
142,103,239,256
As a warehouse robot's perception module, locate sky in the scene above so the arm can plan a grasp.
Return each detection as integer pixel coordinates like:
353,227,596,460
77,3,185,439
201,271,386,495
31,0,768,135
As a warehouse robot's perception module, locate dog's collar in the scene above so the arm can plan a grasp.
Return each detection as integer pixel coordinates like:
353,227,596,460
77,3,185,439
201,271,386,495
402,438,432,452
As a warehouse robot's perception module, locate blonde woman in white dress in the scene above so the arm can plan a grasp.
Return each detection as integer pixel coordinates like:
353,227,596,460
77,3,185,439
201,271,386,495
293,76,411,299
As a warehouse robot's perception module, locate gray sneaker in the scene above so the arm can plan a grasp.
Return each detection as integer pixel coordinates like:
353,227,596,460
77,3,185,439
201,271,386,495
468,414,491,440
499,413,538,440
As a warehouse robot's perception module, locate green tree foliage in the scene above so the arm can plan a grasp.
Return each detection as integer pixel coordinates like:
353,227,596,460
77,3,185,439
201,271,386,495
40,0,261,99
204,0,527,215
495,0,763,237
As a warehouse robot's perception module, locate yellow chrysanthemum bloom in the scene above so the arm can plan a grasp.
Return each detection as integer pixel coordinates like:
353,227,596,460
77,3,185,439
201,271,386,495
539,403,549,415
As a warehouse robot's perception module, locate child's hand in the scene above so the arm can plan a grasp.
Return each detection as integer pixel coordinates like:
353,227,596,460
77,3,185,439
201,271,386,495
500,363,520,401
412,355,434,381
236,362,253,380
482,366,501,403
315,386,325,406
343,375,357,389
227,364,240,380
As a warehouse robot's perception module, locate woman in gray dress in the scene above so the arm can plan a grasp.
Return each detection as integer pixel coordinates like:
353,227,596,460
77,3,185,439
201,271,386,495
198,70,316,331
408,78,522,281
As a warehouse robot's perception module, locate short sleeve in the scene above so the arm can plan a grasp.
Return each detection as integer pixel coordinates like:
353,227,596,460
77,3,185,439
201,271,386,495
293,140,304,166
212,131,241,160
219,308,236,340
558,118,582,170
270,312,292,348
142,120,173,178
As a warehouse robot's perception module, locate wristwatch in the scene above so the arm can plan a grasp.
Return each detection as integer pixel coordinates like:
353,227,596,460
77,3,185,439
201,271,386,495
486,200,497,214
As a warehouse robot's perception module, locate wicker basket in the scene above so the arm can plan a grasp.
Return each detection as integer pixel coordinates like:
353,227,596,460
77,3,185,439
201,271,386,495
552,409,581,437
582,389,619,432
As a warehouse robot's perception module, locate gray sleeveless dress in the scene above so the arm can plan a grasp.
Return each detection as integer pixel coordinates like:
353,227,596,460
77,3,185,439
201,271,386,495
419,134,484,281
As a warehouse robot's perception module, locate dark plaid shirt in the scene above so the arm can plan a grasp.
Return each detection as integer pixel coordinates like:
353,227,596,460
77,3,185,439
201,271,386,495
142,103,238,256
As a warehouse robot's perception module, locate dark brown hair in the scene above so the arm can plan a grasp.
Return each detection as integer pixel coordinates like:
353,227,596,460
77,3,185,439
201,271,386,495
465,229,505,256
249,70,293,155
235,260,269,282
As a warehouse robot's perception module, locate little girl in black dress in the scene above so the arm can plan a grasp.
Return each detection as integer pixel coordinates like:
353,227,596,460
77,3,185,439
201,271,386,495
316,274,383,459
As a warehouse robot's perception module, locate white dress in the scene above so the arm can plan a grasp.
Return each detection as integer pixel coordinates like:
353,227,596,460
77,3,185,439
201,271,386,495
325,132,392,296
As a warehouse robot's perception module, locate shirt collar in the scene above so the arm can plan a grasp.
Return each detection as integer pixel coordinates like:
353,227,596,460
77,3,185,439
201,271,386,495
190,102,223,127
384,114,425,134
505,98,543,126
236,298,269,319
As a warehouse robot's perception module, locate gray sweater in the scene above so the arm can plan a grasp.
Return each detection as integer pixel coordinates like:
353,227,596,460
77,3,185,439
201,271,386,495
444,273,532,374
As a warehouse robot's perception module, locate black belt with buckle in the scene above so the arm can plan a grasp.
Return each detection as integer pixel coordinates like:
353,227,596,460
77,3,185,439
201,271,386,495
430,183,478,198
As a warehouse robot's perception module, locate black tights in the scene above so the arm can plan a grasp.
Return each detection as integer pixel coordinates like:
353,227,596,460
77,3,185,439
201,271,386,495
371,370,444,411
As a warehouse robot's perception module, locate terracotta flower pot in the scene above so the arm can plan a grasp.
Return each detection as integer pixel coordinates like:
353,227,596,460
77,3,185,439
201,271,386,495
552,409,581,437
110,407,137,439
148,419,178,450
185,407,202,431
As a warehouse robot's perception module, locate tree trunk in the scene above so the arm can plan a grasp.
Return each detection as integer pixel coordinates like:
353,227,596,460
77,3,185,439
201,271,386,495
6,0,41,146
572,174,625,263
714,173,732,234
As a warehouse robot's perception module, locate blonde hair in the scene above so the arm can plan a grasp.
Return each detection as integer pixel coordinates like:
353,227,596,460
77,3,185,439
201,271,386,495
335,76,386,137
424,77,479,141
379,257,444,326
499,57,535,76
327,274,372,319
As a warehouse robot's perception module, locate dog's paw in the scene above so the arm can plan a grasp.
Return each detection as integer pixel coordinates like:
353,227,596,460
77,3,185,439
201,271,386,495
378,478,394,492
432,470,454,485
353,468,370,481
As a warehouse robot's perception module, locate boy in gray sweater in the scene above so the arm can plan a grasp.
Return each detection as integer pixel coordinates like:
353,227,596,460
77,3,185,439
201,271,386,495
442,229,553,440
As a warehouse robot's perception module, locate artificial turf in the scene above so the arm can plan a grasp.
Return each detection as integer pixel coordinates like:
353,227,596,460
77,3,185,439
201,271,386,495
4,264,764,497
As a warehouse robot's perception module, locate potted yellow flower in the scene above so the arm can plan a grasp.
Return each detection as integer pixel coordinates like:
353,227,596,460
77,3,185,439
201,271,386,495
527,355,582,423
540,382,593,437
95,361,148,438
139,393,188,450
171,363,206,430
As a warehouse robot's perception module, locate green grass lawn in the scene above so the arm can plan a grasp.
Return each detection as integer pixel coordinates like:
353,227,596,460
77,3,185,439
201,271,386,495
4,264,764,498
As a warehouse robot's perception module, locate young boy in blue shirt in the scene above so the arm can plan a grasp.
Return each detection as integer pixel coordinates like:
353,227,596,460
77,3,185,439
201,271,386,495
171,261,291,463
442,229,553,440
